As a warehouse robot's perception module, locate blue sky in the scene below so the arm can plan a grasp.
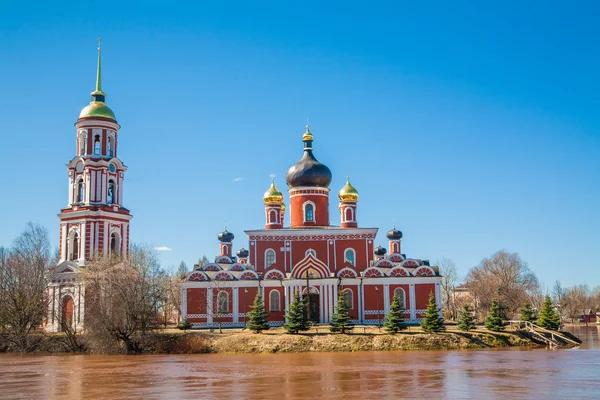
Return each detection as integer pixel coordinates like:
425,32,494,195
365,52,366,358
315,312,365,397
1,1,599,287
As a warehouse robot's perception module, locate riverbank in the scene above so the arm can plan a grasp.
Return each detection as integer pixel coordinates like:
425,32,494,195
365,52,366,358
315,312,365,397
3,325,579,354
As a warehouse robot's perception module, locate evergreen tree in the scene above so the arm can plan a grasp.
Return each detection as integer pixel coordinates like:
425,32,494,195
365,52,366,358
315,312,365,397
519,302,536,323
247,294,270,333
283,293,310,334
177,317,192,332
383,295,407,333
485,299,505,331
457,304,476,331
537,295,561,330
177,261,188,279
330,291,354,333
421,293,445,333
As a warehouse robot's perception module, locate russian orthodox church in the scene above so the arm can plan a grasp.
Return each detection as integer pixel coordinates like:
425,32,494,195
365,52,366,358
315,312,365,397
182,126,442,327
46,41,131,332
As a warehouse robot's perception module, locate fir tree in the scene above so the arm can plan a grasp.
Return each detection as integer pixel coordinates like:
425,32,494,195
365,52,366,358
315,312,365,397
177,317,192,332
247,294,270,333
283,293,310,334
383,295,407,333
519,302,536,323
421,293,445,333
485,299,505,331
537,295,561,330
330,291,354,334
457,304,476,331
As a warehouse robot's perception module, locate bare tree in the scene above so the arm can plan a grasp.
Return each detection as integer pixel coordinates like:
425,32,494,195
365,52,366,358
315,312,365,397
562,284,591,323
437,258,460,320
83,244,166,353
466,250,539,320
0,223,52,352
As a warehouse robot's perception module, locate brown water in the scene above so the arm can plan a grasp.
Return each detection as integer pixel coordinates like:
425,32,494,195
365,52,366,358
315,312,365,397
1,326,599,400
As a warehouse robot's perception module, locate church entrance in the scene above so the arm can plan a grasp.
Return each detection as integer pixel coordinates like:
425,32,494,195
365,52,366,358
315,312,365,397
61,296,74,331
303,287,320,323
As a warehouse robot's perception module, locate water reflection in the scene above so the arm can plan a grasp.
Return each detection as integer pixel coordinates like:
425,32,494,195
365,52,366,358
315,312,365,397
0,326,599,399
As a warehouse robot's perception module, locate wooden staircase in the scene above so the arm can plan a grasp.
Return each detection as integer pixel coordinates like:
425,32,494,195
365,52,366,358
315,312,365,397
508,320,579,348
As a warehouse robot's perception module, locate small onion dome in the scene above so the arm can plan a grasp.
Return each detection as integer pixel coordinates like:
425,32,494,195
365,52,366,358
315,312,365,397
338,177,359,201
263,179,284,204
386,226,403,240
286,125,332,188
374,244,387,256
281,202,287,212
218,229,234,242
236,247,249,258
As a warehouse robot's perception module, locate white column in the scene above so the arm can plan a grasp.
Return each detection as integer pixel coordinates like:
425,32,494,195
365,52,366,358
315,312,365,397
207,288,213,325
118,175,124,205
85,172,91,204
181,288,187,318
284,286,290,312
319,285,324,323
68,177,74,205
94,222,99,258
103,221,109,256
358,282,364,324
233,287,239,324
80,222,86,262
384,284,390,315
409,284,416,321
332,284,338,318
435,283,442,316
60,224,67,262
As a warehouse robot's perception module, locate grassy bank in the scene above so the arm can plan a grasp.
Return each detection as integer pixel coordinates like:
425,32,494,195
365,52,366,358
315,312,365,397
3,326,575,354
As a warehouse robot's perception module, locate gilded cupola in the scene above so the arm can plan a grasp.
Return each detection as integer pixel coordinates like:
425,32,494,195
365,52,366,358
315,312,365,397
263,179,284,204
338,177,359,201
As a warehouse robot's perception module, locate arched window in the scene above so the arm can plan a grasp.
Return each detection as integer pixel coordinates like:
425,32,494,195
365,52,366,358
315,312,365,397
269,209,277,224
345,207,354,221
94,135,101,155
77,179,84,203
217,291,229,314
107,180,115,204
393,288,406,309
265,249,276,268
305,204,314,222
344,249,355,266
107,136,114,157
269,290,281,311
110,233,120,256
79,132,86,156
343,289,353,309
70,232,79,261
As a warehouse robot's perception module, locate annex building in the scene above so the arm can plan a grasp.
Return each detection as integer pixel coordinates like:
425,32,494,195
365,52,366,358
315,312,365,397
182,126,443,327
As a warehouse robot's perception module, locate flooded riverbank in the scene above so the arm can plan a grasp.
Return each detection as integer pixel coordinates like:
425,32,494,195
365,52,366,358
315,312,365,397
0,325,598,399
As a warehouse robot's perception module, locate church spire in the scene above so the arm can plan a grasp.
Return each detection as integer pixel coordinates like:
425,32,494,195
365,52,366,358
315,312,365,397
91,38,106,102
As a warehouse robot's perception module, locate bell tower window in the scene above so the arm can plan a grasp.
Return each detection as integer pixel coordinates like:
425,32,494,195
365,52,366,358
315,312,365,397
108,180,115,204
79,132,87,156
107,136,114,157
77,179,84,203
305,204,314,222
110,232,120,256
69,231,79,261
94,135,101,155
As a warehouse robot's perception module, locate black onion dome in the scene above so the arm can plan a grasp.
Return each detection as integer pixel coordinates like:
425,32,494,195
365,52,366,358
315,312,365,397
236,247,249,258
218,229,234,242
386,227,403,240
285,125,332,188
374,245,387,256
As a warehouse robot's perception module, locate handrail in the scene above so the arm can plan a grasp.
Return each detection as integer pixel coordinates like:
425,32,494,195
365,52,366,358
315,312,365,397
506,320,579,346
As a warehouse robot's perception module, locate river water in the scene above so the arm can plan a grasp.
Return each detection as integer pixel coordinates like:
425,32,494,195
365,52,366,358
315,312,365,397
0,326,599,399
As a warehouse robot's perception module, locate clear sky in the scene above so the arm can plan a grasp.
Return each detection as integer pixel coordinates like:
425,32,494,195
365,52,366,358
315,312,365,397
1,1,598,287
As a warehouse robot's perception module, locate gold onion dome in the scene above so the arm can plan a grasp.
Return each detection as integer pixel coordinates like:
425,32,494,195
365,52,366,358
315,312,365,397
79,39,117,122
338,177,359,201
264,179,284,204
281,202,287,212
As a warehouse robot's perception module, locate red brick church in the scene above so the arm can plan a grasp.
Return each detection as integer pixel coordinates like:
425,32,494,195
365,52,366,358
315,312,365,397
182,126,442,327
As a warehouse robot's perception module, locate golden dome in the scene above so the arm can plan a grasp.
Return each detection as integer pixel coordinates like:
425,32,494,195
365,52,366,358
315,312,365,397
264,179,284,204
79,100,116,120
338,177,359,201
281,202,287,212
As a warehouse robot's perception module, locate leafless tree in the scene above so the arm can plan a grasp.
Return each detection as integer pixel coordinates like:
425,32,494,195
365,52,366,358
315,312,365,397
562,284,591,323
465,250,539,320
0,223,52,352
162,271,183,326
437,258,460,320
83,244,166,353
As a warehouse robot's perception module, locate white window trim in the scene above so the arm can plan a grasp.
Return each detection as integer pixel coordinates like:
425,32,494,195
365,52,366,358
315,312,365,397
344,248,356,266
269,290,281,311
303,201,316,223
393,288,407,309
344,207,354,222
265,248,276,269
267,209,278,224
217,290,229,314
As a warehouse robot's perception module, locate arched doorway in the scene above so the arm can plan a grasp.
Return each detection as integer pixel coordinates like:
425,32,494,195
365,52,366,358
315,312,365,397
302,286,320,323
61,295,74,331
